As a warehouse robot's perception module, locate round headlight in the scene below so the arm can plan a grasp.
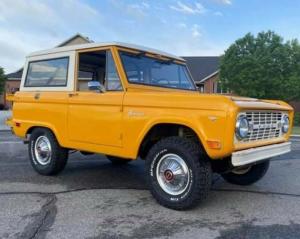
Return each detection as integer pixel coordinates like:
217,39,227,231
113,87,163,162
281,115,289,133
236,115,249,139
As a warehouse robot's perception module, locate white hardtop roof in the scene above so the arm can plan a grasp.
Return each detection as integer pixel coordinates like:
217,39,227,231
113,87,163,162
28,42,185,61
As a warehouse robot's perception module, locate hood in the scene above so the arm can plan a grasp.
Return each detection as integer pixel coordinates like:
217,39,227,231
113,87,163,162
125,86,293,112
227,96,293,111
124,89,233,111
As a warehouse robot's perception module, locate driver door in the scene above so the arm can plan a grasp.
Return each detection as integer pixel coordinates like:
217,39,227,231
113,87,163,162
68,49,124,147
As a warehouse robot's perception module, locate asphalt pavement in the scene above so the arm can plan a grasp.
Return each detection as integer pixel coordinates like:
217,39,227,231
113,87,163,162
0,131,300,239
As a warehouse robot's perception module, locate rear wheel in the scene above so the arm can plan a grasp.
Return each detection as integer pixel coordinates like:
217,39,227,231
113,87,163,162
221,160,270,185
145,136,212,210
29,128,68,175
106,155,131,164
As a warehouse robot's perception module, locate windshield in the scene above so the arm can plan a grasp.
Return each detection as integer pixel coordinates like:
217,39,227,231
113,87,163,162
119,51,196,91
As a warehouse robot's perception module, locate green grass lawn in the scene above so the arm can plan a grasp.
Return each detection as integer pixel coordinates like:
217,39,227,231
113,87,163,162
292,126,300,135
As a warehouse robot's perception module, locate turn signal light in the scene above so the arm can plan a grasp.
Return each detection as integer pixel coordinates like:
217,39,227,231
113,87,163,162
206,140,221,149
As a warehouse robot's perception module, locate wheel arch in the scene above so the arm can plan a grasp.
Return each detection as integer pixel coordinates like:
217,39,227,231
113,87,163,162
25,124,64,146
137,121,207,159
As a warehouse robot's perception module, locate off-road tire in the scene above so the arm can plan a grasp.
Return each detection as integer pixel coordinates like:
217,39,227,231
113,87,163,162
221,160,270,185
145,136,212,210
106,155,131,164
29,128,68,175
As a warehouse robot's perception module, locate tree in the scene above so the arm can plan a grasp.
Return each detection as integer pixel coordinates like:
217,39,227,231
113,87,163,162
0,67,6,95
219,31,300,101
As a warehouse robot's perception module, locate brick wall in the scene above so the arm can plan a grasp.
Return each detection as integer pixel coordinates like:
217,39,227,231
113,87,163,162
203,74,219,93
3,80,21,108
6,80,21,93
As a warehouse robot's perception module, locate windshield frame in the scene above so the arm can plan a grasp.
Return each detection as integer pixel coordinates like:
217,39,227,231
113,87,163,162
118,49,197,91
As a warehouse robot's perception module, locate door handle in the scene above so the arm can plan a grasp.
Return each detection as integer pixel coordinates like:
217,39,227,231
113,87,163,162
68,93,78,97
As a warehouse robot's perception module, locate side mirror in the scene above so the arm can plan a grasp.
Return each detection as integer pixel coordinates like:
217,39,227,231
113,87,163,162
88,81,105,93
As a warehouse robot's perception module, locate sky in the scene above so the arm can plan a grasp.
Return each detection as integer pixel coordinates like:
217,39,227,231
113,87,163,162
1,0,300,73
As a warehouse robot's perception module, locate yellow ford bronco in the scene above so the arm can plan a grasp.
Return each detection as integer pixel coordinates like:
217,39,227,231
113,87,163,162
6,42,293,210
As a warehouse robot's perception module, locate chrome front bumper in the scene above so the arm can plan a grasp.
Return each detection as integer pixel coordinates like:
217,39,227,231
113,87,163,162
232,142,291,167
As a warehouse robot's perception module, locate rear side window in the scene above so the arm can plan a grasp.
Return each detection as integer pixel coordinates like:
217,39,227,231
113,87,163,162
25,57,69,87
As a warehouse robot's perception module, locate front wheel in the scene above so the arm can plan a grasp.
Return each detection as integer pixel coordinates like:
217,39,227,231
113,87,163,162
221,160,270,185
29,128,68,175
145,136,212,210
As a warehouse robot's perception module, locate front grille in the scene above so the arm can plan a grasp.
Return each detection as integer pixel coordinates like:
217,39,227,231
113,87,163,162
241,111,283,142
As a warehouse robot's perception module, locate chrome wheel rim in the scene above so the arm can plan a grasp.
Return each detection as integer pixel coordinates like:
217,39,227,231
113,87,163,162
34,136,52,165
231,166,252,175
156,153,190,196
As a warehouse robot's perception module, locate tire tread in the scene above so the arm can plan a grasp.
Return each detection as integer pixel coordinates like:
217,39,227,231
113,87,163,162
146,136,211,210
29,128,68,175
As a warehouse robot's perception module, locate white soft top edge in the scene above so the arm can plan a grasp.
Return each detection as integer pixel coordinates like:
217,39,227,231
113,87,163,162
27,42,185,61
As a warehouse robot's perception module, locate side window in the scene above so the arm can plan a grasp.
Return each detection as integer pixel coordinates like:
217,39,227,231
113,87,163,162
25,57,69,87
77,50,122,92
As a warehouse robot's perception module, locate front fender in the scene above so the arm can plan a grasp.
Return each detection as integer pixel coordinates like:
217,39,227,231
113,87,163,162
123,108,232,160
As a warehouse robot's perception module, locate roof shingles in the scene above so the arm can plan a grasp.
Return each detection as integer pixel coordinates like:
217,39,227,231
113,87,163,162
6,69,23,80
183,56,220,83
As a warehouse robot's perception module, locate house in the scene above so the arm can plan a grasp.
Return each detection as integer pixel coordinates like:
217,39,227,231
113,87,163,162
182,56,220,93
